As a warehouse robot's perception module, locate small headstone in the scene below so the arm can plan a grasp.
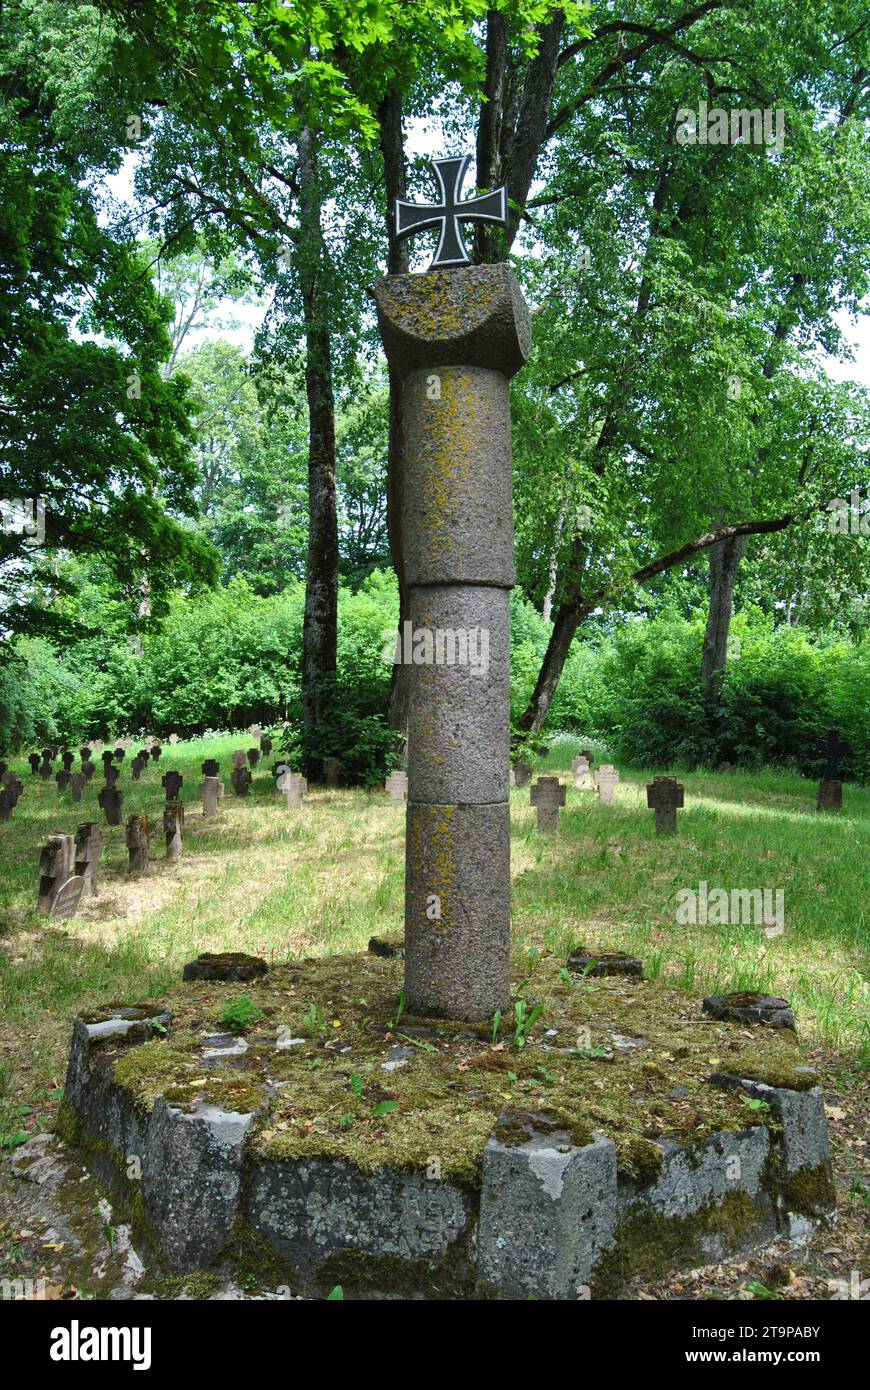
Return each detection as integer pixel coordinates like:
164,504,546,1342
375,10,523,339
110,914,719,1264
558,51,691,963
168,733,180,746
39,757,53,781
260,735,273,757
161,770,183,800
28,752,41,775
530,776,566,831
717,761,735,774
567,950,643,978
138,748,149,762
82,761,95,782
74,823,102,895
231,766,252,796
578,748,595,766
513,760,532,789
79,746,92,765
595,764,620,805
150,744,162,762
114,746,126,761
56,769,71,793
368,937,405,959
323,757,341,787
249,724,263,745
385,770,408,803
70,772,86,803
277,770,304,809
183,952,267,983
646,776,684,833
572,756,594,791
104,764,120,787
102,750,115,771
98,784,123,826
200,776,224,816
201,759,220,777
62,750,75,771
0,783,18,822
231,749,248,769
702,993,795,1029
37,834,75,914
246,747,261,769
131,756,146,780
49,875,85,921
164,801,184,861
126,814,150,874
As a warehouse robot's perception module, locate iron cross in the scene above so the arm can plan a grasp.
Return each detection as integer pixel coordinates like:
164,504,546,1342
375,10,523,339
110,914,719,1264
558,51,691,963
395,155,507,269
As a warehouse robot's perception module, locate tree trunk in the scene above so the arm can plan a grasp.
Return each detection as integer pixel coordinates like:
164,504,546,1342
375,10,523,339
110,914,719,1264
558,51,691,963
298,126,338,740
516,601,591,736
541,501,565,624
700,533,747,704
379,89,412,733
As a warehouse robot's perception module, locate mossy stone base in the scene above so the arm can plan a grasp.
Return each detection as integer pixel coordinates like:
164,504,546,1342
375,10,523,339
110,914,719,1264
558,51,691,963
58,953,836,1298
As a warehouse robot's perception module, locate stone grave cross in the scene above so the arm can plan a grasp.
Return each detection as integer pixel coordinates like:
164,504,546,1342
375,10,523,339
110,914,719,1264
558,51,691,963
646,776,684,833
595,764,620,805
530,776,566,831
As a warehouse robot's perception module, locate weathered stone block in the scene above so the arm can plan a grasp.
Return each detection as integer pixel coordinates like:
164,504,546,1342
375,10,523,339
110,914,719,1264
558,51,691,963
404,801,510,1020
249,1155,475,1291
141,1099,254,1271
407,584,510,804
477,1115,617,1299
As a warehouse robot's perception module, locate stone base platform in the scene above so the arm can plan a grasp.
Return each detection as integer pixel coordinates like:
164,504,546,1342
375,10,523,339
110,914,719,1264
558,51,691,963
56,955,835,1299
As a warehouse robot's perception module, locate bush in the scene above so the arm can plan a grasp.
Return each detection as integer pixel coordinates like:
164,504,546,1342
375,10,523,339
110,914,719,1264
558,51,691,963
544,610,869,780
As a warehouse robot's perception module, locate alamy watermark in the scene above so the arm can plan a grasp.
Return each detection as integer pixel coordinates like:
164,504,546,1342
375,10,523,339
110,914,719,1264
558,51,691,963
676,880,785,937
676,102,785,155
826,489,869,536
381,622,490,677
1,496,45,544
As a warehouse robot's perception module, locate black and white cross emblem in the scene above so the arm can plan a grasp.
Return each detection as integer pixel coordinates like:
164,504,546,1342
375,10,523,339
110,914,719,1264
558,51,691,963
395,155,507,269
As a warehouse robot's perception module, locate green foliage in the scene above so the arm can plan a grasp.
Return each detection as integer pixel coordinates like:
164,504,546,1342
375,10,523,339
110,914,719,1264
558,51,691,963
512,998,544,1050
0,0,218,645
547,611,870,780
218,995,263,1035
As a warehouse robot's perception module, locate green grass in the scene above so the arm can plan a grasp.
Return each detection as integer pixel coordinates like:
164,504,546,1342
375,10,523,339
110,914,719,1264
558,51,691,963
0,732,868,1142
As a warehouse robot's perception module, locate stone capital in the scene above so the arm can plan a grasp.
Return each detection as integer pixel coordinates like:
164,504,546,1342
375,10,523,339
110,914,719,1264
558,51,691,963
371,263,531,379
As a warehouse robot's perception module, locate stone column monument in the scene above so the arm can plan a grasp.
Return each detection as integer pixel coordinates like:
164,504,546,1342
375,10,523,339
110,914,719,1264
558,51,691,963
372,158,530,1020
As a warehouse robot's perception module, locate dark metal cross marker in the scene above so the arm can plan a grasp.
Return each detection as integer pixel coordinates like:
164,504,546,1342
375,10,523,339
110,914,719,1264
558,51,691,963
395,155,507,269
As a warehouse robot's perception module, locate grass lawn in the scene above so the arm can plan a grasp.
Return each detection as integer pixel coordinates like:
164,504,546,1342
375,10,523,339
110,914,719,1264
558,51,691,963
0,733,868,1299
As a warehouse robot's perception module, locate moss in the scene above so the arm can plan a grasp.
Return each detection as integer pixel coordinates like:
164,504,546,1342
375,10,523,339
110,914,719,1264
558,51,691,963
226,1215,300,1293
591,1190,763,1298
315,1230,477,1300
74,951,816,1201
782,1163,836,1218
129,1186,160,1259
618,1137,664,1187
162,1069,267,1116
151,1272,223,1300
53,1094,81,1147
112,1037,199,1115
